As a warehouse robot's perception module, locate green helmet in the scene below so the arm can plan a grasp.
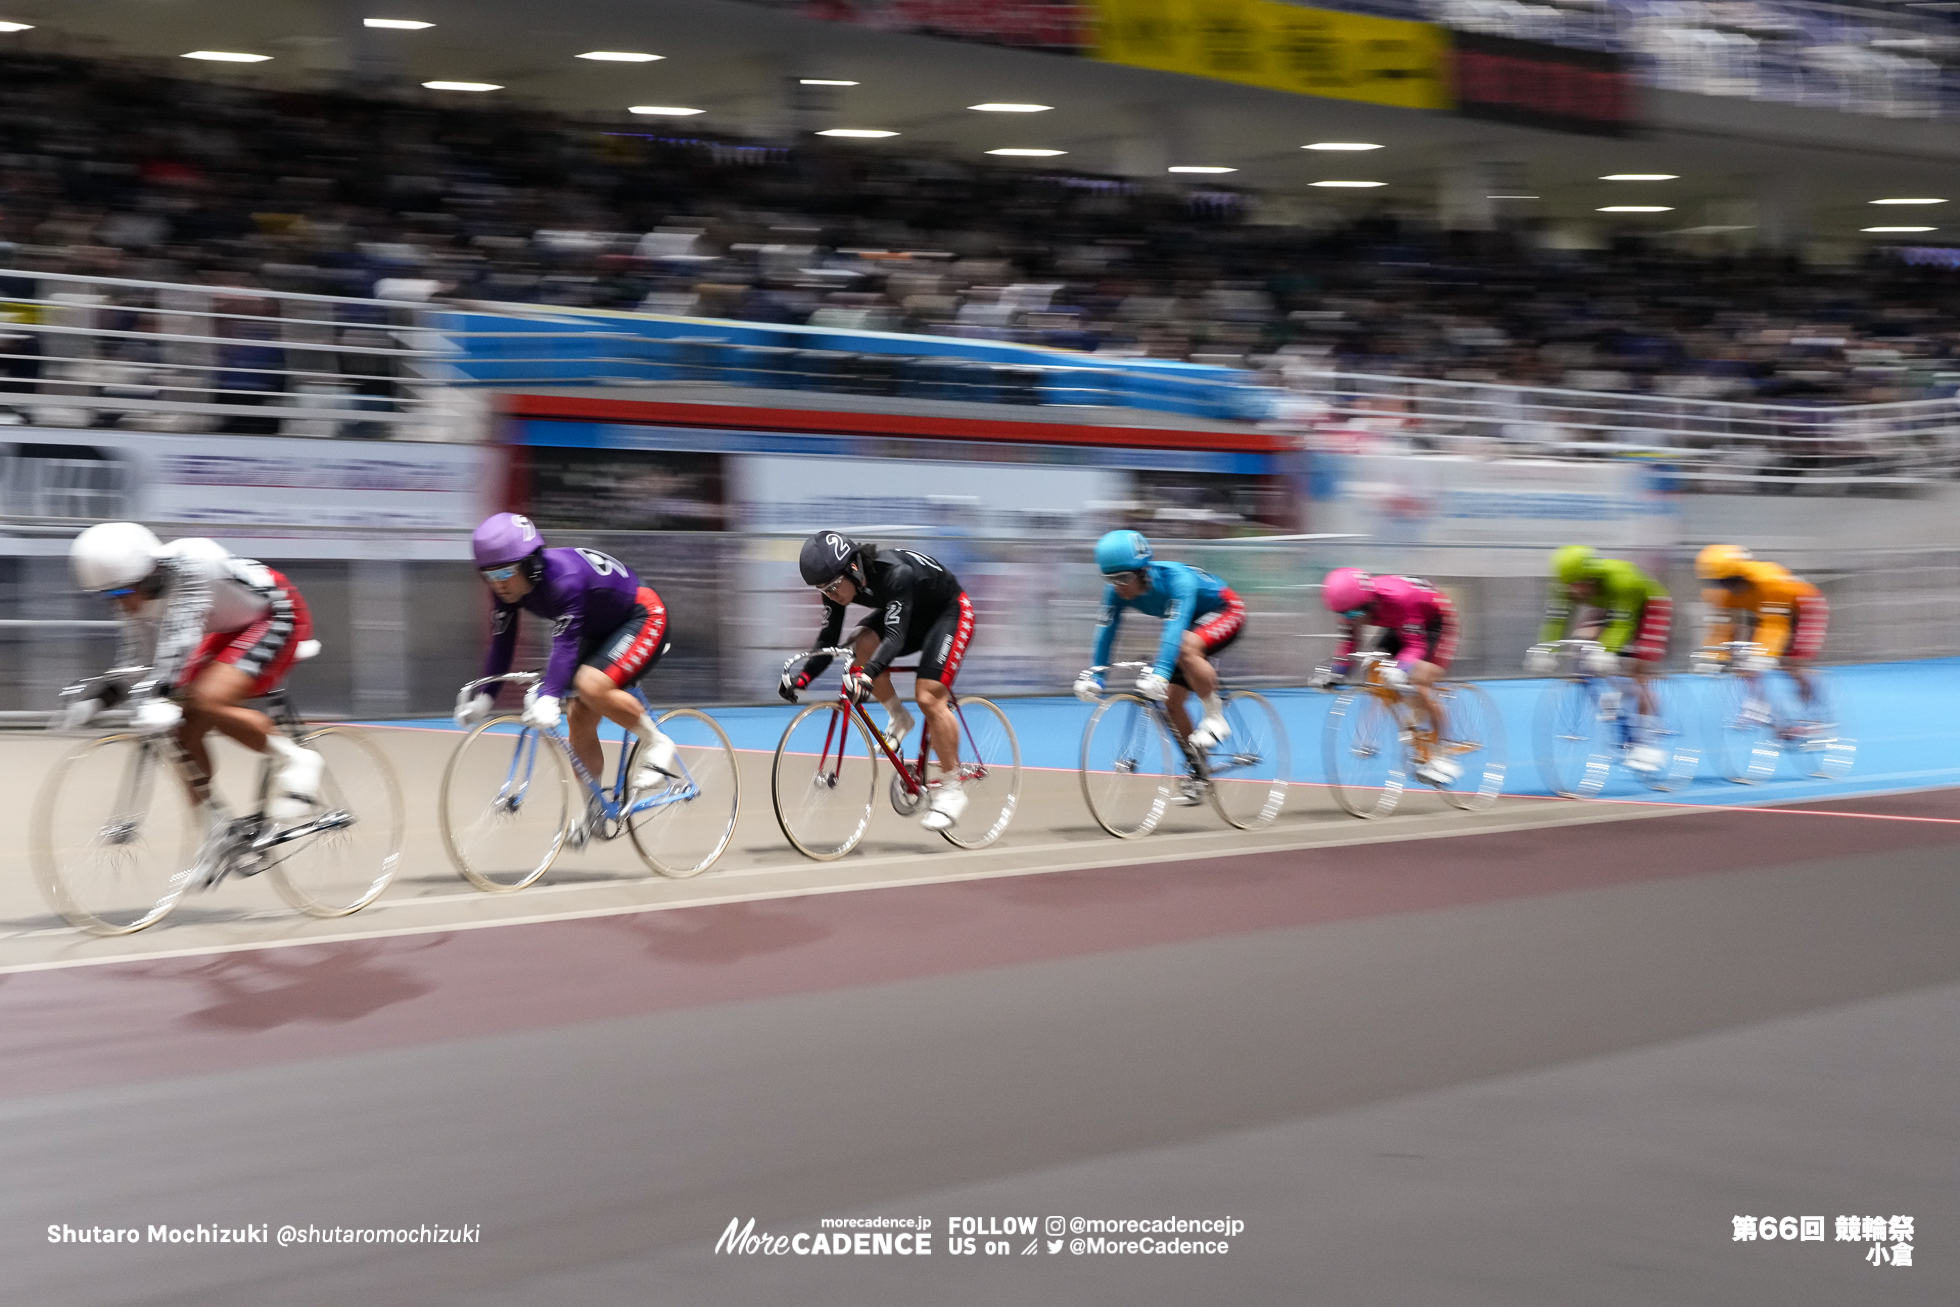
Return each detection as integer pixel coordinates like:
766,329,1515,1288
1550,545,1598,587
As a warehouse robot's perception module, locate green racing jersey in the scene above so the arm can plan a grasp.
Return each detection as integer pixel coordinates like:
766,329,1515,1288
1539,556,1669,653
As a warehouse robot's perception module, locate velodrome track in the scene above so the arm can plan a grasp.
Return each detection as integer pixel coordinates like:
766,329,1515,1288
5,663,1957,1304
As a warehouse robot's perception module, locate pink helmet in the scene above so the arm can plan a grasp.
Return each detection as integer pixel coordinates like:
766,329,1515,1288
1368,574,1416,607
1322,567,1373,614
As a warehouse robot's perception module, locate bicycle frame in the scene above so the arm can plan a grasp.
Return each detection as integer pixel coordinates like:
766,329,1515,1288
457,671,702,829
781,646,992,794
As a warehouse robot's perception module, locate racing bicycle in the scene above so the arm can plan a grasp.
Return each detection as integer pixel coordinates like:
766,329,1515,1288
1319,651,1506,819
772,646,1020,860
1533,638,1697,797
1077,661,1288,839
1697,641,1854,784
439,670,740,890
33,654,403,935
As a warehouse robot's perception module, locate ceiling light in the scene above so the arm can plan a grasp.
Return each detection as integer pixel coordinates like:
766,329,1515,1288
184,51,272,62
1312,180,1385,188
801,79,858,86
423,80,501,91
363,18,433,29
579,51,662,62
1169,166,1237,174
1598,205,1672,212
817,128,898,138
1600,173,1677,181
0,20,36,31
1871,198,1946,205
987,148,1065,157
1305,142,1381,151
1864,226,1936,233
970,103,1051,112
629,105,704,115
1488,194,1540,200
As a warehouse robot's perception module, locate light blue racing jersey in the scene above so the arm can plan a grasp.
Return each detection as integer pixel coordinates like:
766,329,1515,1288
1090,560,1232,679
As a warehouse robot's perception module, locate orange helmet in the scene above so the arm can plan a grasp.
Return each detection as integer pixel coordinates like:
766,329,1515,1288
1696,544,1753,580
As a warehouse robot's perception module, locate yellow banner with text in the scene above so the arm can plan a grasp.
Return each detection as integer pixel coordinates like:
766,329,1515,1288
1092,0,1450,111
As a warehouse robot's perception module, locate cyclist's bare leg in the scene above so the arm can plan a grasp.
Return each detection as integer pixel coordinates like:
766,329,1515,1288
1629,656,1658,720
1175,632,1218,700
568,664,653,782
1784,658,1819,714
1409,660,1449,740
916,677,959,773
1163,682,1193,746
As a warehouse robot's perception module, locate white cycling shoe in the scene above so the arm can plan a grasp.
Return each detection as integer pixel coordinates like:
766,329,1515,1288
1625,743,1666,774
1416,755,1462,787
630,730,679,789
921,783,966,831
268,746,325,821
1189,715,1231,750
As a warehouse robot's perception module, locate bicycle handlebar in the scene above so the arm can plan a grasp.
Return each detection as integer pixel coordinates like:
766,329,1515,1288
780,647,858,675
456,671,541,699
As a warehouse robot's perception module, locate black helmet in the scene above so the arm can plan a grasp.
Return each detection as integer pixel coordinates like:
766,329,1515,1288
798,530,862,587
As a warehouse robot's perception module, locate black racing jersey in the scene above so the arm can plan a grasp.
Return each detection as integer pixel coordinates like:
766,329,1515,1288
806,546,963,680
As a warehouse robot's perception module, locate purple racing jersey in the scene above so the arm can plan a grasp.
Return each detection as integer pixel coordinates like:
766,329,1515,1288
481,546,645,697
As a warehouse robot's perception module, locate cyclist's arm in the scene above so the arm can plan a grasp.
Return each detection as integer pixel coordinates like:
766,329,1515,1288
540,593,585,699
1150,567,1200,678
481,602,519,681
1331,618,1360,666
1596,597,1639,654
802,599,847,681
1089,584,1123,670
1702,586,1739,648
1754,598,1794,658
151,565,211,691
1538,580,1573,646
860,565,917,680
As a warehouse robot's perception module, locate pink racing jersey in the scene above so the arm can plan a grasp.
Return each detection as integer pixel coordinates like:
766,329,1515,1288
1333,576,1459,670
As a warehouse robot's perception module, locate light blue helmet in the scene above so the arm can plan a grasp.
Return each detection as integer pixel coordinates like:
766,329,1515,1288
1094,530,1152,575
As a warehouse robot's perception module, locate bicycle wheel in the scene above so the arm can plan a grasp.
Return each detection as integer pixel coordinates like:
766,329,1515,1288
1437,683,1507,812
1537,679,1612,799
626,708,741,878
772,701,878,860
1206,689,1288,830
439,717,574,891
1079,693,1178,838
1641,675,1701,792
939,696,1021,850
33,733,198,935
1784,671,1855,781
1708,676,1780,784
265,726,404,916
1323,689,1406,819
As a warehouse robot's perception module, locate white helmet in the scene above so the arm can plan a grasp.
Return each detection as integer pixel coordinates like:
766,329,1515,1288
70,522,162,593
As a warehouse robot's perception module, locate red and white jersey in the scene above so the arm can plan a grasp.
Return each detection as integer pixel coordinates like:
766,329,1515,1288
118,538,281,685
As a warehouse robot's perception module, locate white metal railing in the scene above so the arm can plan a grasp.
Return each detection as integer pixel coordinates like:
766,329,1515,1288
1275,370,1960,493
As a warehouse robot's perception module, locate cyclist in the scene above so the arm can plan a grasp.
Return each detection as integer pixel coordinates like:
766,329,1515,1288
66,522,325,866
782,530,975,832
1525,545,1672,774
1075,531,1246,799
1694,544,1828,724
1311,568,1460,787
456,513,677,837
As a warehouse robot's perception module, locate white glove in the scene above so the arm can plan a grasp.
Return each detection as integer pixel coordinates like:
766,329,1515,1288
1691,650,1725,676
1738,650,1778,674
521,693,561,731
59,697,100,731
1522,645,1558,676
1073,672,1103,704
1581,646,1621,677
1380,663,1410,691
133,699,182,735
1308,665,1338,690
1136,670,1170,702
454,692,496,728
842,669,875,705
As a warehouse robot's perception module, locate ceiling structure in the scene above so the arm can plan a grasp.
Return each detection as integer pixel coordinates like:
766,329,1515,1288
2,0,1958,247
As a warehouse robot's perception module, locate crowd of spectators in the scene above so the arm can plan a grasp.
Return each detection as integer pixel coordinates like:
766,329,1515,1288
5,50,1960,409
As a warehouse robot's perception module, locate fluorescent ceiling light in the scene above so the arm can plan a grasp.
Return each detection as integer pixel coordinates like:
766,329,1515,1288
363,18,433,29
1312,180,1385,188
801,78,858,85
1169,166,1237,174
1598,205,1672,212
1871,197,1946,205
1864,225,1935,233
184,51,272,62
1488,194,1539,199
629,105,704,115
1600,173,1677,181
987,148,1065,157
579,51,662,62
969,103,1051,112
817,128,897,137
1305,142,1381,151
0,20,36,31
423,80,501,91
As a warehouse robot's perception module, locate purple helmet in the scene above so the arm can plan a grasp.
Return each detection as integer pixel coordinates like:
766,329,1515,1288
472,512,542,569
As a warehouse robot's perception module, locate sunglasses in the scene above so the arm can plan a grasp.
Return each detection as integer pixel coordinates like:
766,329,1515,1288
101,585,139,599
479,564,521,582
819,575,853,598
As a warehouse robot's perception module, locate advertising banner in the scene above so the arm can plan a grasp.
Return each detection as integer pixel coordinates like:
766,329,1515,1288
1091,0,1450,111
1452,32,1633,136
1311,454,1677,549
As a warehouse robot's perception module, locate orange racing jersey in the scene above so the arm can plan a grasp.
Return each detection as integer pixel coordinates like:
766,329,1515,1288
1702,559,1820,657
